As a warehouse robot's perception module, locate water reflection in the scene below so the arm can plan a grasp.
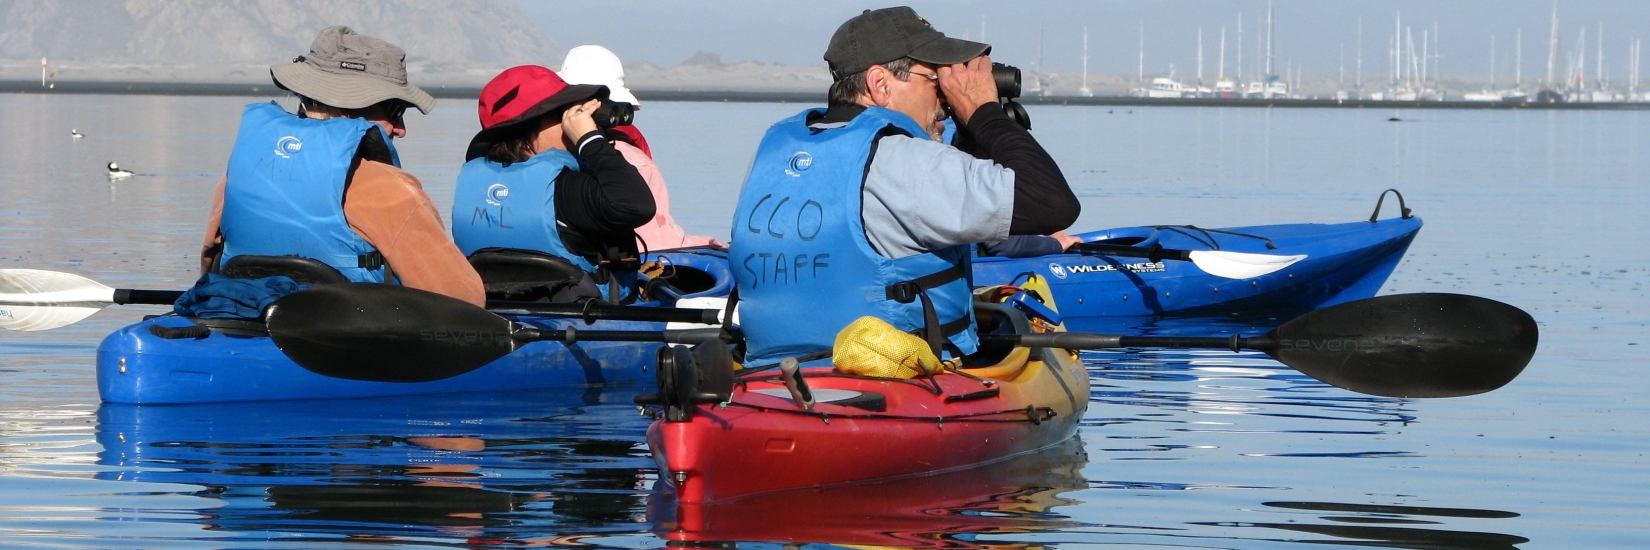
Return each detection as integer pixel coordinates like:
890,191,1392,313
651,438,1090,548
1196,501,1528,549
95,387,657,543
93,385,1095,547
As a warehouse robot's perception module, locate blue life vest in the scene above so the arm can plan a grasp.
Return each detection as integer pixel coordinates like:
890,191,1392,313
221,102,391,283
452,151,641,302
731,106,978,365
451,150,592,271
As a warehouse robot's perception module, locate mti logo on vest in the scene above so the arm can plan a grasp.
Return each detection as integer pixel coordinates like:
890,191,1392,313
786,151,813,176
274,136,303,158
485,183,509,206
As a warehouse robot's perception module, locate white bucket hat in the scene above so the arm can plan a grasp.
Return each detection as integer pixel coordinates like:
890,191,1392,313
559,45,640,107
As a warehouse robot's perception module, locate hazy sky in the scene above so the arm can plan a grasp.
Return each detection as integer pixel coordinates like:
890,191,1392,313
521,1,1650,82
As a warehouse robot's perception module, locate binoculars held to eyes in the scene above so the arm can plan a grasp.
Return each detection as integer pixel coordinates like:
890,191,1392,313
590,99,635,128
992,63,1031,130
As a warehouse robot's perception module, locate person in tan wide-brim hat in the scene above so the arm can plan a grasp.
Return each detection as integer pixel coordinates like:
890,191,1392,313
271,26,436,119
189,26,484,314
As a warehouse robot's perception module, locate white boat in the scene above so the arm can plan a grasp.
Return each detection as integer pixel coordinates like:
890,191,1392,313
1214,80,1238,98
1463,90,1504,101
1147,77,1190,98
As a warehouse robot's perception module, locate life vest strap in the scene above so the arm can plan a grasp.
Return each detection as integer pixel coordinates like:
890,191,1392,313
883,263,966,304
357,250,387,269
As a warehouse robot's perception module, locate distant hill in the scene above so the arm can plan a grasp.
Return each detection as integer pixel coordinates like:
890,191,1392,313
0,0,558,83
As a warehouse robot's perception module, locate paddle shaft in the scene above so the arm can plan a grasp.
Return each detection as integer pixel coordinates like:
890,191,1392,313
101,288,719,325
111,289,183,305
986,332,1275,353
514,327,726,345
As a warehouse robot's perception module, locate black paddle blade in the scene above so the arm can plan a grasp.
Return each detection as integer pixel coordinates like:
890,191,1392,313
1263,293,1538,398
267,284,519,383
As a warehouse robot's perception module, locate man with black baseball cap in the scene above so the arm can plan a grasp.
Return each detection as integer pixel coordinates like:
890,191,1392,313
196,26,484,309
728,7,1079,366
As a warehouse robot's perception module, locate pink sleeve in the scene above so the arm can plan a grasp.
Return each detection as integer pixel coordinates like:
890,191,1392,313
616,142,720,250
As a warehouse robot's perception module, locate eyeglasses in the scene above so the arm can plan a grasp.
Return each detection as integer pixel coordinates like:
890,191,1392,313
902,70,939,85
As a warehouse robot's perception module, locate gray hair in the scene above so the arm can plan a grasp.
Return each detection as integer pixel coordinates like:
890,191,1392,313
827,57,917,108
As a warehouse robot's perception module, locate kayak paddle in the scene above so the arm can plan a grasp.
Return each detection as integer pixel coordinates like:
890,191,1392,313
984,293,1537,398
1071,242,1306,279
0,269,182,331
0,268,721,331
265,284,726,383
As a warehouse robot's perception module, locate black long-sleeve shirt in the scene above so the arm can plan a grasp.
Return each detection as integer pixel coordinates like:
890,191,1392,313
953,102,1080,235
552,131,656,259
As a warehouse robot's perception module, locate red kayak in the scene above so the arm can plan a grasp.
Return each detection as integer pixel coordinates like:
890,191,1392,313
644,304,1089,505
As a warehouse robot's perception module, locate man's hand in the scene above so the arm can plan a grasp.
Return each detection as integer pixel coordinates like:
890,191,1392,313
1051,231,1081,252
936,55,998,126
562,98,603,143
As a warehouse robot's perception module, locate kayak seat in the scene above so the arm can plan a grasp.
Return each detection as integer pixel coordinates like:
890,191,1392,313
963,301,1036,381
468,248,594,301
221,255,350,286
652,264,716,295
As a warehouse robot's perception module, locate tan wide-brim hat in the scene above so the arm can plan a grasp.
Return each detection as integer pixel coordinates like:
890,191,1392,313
271,26,436,114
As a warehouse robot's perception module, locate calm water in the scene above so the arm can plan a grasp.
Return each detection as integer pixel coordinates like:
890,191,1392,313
0,94,1646,548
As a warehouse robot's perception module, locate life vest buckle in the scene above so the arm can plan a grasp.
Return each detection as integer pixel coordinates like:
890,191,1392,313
886,281,920,304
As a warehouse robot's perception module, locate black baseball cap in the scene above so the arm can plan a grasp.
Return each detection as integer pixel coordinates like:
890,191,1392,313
824,7,991,80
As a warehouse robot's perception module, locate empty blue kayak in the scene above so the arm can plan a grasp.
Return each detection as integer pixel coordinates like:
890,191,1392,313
971,215,1421,319
96,248,733,405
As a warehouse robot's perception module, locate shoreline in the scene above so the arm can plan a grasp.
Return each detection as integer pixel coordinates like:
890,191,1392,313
4,79,1646,110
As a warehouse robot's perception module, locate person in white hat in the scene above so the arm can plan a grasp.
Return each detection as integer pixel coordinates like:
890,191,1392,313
559,45,725,250
195,26,483,308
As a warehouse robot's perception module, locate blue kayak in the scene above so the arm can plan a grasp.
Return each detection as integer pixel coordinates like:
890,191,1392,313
972,215,1422,319
96,248,733,405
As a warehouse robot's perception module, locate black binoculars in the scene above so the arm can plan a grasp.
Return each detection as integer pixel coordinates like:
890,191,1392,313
590,99,635,128
992,63,1031,130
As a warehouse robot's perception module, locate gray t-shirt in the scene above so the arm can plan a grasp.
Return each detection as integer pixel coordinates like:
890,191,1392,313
859,133,1016,259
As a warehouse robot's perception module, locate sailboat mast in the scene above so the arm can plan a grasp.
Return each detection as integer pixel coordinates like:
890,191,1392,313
1516,28,1523,88
1265,0,1274,79
1547,0,1559,88
1357,17,1363,91
1395,12,1402,85
1080,26,1091,96
1422,30,1429,89
1219,26,1227,81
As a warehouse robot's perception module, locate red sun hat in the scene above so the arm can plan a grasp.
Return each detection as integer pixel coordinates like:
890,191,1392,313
467,65,608,160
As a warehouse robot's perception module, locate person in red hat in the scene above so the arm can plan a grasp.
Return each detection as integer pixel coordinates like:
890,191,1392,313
559,45,725,251
452,65,656,303
196,26,484,308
